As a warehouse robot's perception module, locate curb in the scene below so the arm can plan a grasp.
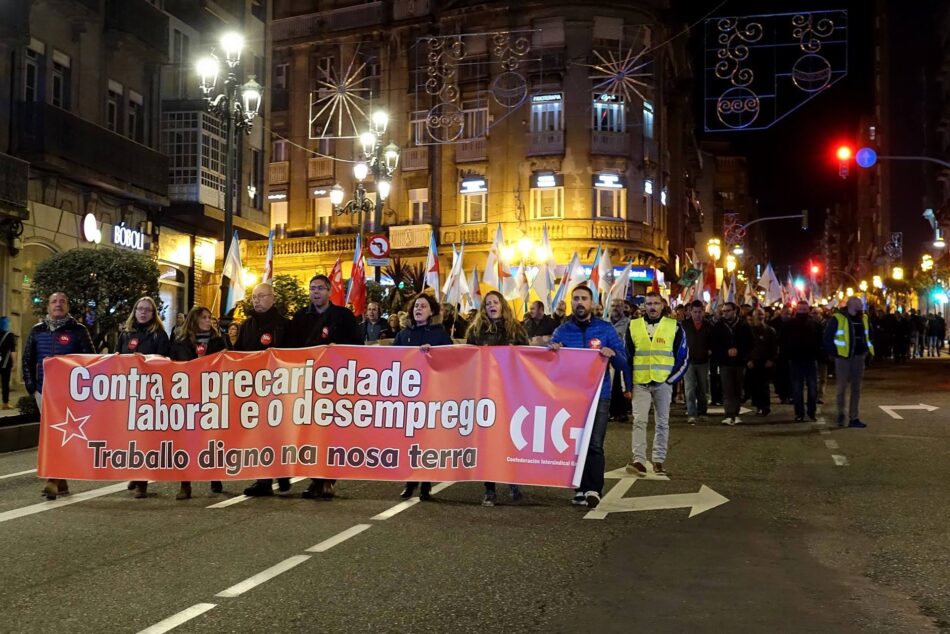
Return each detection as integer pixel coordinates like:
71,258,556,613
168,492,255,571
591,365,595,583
0,422,39,454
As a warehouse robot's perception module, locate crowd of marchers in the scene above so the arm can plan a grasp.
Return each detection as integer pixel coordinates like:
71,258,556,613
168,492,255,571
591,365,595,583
21,275,937,508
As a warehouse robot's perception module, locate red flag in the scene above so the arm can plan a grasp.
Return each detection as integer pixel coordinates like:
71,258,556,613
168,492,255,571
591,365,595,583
703,260,717,298
329,257,345,306
347,236,366,317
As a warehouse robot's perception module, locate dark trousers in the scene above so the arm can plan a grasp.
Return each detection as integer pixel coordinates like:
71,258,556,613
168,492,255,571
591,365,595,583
789,359,818,418
773,355,790,401
720,366,745,418
578,399,611,495
709,360,722,404
747,362,772,413
609,370,631,419
0,367,10,404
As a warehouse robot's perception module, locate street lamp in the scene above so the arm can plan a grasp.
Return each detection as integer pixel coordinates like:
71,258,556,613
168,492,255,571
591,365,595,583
935,228,946,249
332,109,401,226
197,31,263,318
921,254,934,272
725,254,737,273
706,238,722,262
859,280,868,292
872,275,883,289
891,266,904,280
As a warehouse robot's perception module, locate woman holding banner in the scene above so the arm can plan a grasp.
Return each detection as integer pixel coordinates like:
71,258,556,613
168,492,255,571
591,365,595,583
465,290,529,507
118,297,171,499
170,305,226,499
393,293,453,500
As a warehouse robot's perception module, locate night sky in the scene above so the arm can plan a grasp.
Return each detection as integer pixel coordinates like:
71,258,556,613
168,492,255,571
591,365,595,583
682,0,937,274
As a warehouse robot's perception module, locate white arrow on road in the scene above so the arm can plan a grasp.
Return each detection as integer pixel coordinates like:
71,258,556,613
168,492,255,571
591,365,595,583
706,406,753,416
878,404,939,420
585,478,728,520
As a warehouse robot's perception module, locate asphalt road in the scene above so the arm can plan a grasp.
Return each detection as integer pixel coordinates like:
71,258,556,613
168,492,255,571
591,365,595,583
1,357,947,633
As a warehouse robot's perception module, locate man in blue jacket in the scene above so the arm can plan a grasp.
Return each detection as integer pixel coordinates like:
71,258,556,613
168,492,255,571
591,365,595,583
23,292,95,500
549,284,630,509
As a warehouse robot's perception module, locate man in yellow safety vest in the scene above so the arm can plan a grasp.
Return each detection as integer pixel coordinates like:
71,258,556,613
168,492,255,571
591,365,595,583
823,296,874,427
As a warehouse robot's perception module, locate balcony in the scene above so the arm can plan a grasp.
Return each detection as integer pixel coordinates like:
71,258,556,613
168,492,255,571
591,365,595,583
273,1,385,41
526,130,564,156
13,101,167,200
400,147,428,171
439,224,488,246
104,0,169,55
0,153,29,219
591,131,629,156
249,234,358,258
390,224,433,250
455,138,487,162
307,157,334,181
269,161,289,185
438,220,666,256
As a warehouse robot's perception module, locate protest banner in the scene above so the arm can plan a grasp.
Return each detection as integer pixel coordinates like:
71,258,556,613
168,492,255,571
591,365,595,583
38,346,606,488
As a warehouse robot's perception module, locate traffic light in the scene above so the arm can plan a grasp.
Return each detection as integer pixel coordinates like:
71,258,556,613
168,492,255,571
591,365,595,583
835,145,853,161
801,209,808,230
810,264,821,276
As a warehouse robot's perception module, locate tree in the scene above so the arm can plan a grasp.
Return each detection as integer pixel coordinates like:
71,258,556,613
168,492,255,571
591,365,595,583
235,274,308,320
32,248,162,352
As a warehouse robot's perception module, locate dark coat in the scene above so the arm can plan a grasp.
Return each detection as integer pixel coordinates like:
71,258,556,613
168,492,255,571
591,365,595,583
236,306,289,351
117,324,171,356
360,319,394,342
681,317,713,364
710,317,753,366
780,314,823,362
749,323,779,364
287,303,363,348
393,323,454,347
23,317,95,394
466,320,529,346
169,332,227,361
522,315,558,340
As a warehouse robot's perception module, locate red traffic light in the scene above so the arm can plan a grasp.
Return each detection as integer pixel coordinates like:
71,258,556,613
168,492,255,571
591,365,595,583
835,145,853,161
810,265,820,275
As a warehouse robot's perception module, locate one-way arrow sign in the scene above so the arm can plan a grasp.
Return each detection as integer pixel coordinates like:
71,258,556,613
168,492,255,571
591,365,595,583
585,477,729,520
878,404,939,420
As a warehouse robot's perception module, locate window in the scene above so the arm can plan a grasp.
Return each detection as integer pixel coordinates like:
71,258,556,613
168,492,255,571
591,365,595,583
530,95,563,132
410,110,428,145
643,100,654,139
643,179,654,224
531,187,564,220
51,51,71,110
270,201,288,230
24,46,44,102
274,63,288,90
461,192,485,223
661,187,668,206
311,197,332,235
594,175,626,219
171,29,190,98
593,16,623,46
161,111,199,186
409,188,430,224
271,139,288,162
200,113,226,194
462,100,488,139
593,95,624,132
106,81,123,132
127,91,144,143
532,18,565,47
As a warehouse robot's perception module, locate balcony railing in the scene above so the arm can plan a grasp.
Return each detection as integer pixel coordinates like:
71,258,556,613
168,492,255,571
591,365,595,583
0,153,28,217
307,157,334,181
273,1,385,40
13,101,167,198
455,138,487,162
400,147,428,171
104,0,168,54
250,234,358,258
269,161,289,184
438,220,666,255
390,224,433,249
526,130,564,156
591,131,629,156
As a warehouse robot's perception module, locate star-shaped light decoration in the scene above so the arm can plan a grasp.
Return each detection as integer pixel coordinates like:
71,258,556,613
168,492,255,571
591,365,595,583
309,49,372,140
50,408,91,446
588,45,654,104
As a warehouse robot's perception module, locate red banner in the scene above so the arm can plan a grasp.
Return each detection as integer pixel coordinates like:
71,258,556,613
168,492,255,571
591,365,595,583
38,346,606,488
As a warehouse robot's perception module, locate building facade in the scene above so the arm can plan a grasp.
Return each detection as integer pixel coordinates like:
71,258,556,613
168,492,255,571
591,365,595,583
250,0,701,297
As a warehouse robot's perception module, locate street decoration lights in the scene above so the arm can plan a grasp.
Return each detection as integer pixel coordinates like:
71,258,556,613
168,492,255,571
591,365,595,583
858,280,868,292
196,31,263,317
921,254,934,272
872,275,883,289
891,266,904,281
725,254,737,273
331,110,400,222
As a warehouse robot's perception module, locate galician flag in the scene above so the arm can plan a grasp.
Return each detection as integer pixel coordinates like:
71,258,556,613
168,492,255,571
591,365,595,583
482,224,511,295
588,246,603,304
345,234,366,316
606,261,632,307
221,230,245,314
262,229,275,283
424,230,441,301
530,225,556,312
758,263,783,305
441,243,468,306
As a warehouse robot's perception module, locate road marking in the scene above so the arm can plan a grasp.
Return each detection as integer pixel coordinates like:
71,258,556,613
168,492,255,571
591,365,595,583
371,482,454,520
832,454,849,466
306,523,372,552
214,555,311,598
604,466,669,481
706,406,753,416
819,429,831,436
584,477,638,520
205,477,308,509
136,603,217,634
585,482,729,520
0,482,129,525
879,403,939,420
0,468,37,480
824,439,839,450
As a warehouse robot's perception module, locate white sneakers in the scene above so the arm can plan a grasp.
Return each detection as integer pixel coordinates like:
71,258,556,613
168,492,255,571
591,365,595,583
721,416,742,426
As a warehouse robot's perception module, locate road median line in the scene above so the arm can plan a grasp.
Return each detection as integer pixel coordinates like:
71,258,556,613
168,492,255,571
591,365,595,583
136,602,217,634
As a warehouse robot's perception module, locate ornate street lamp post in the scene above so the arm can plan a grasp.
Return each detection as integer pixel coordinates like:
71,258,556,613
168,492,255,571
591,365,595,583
196,32,263,317
331,110,400,225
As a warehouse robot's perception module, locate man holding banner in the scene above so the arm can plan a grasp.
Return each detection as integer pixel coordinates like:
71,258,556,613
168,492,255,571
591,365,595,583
549,284,629,509
288,274,363,499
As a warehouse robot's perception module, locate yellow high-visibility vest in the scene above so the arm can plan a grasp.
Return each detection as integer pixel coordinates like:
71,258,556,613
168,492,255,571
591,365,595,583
629,317,678,384
832,312,875,357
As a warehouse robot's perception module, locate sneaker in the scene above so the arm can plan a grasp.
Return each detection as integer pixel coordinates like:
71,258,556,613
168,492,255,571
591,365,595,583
794,416,804,422
482,491,497,507
509,485,523,502
585,491,601,508
808,415,818,422
243,481,274,497
687,416,698,425
836,414,846,427
571,491,587,506
848,419,867,428
652,462,666,476
625,461,648,477
721,417,735,426
733,416,742,424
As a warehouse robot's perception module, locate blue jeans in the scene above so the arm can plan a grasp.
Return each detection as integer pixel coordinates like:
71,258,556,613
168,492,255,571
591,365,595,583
683,362,709,417
789,359,817,418
578,399,611,495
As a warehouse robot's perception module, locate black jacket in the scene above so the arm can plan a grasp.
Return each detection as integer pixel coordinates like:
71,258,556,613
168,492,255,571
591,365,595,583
236,306,289,351
681,317,713,364
710,317,753,366
393,323,454,347
522,315,558,340
169,332,227,361
466,320,530,346
749,324,779,364
360,319,394,342
23,317,95,394
117,324,171,356
780,314,824,362
287,303,363,347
